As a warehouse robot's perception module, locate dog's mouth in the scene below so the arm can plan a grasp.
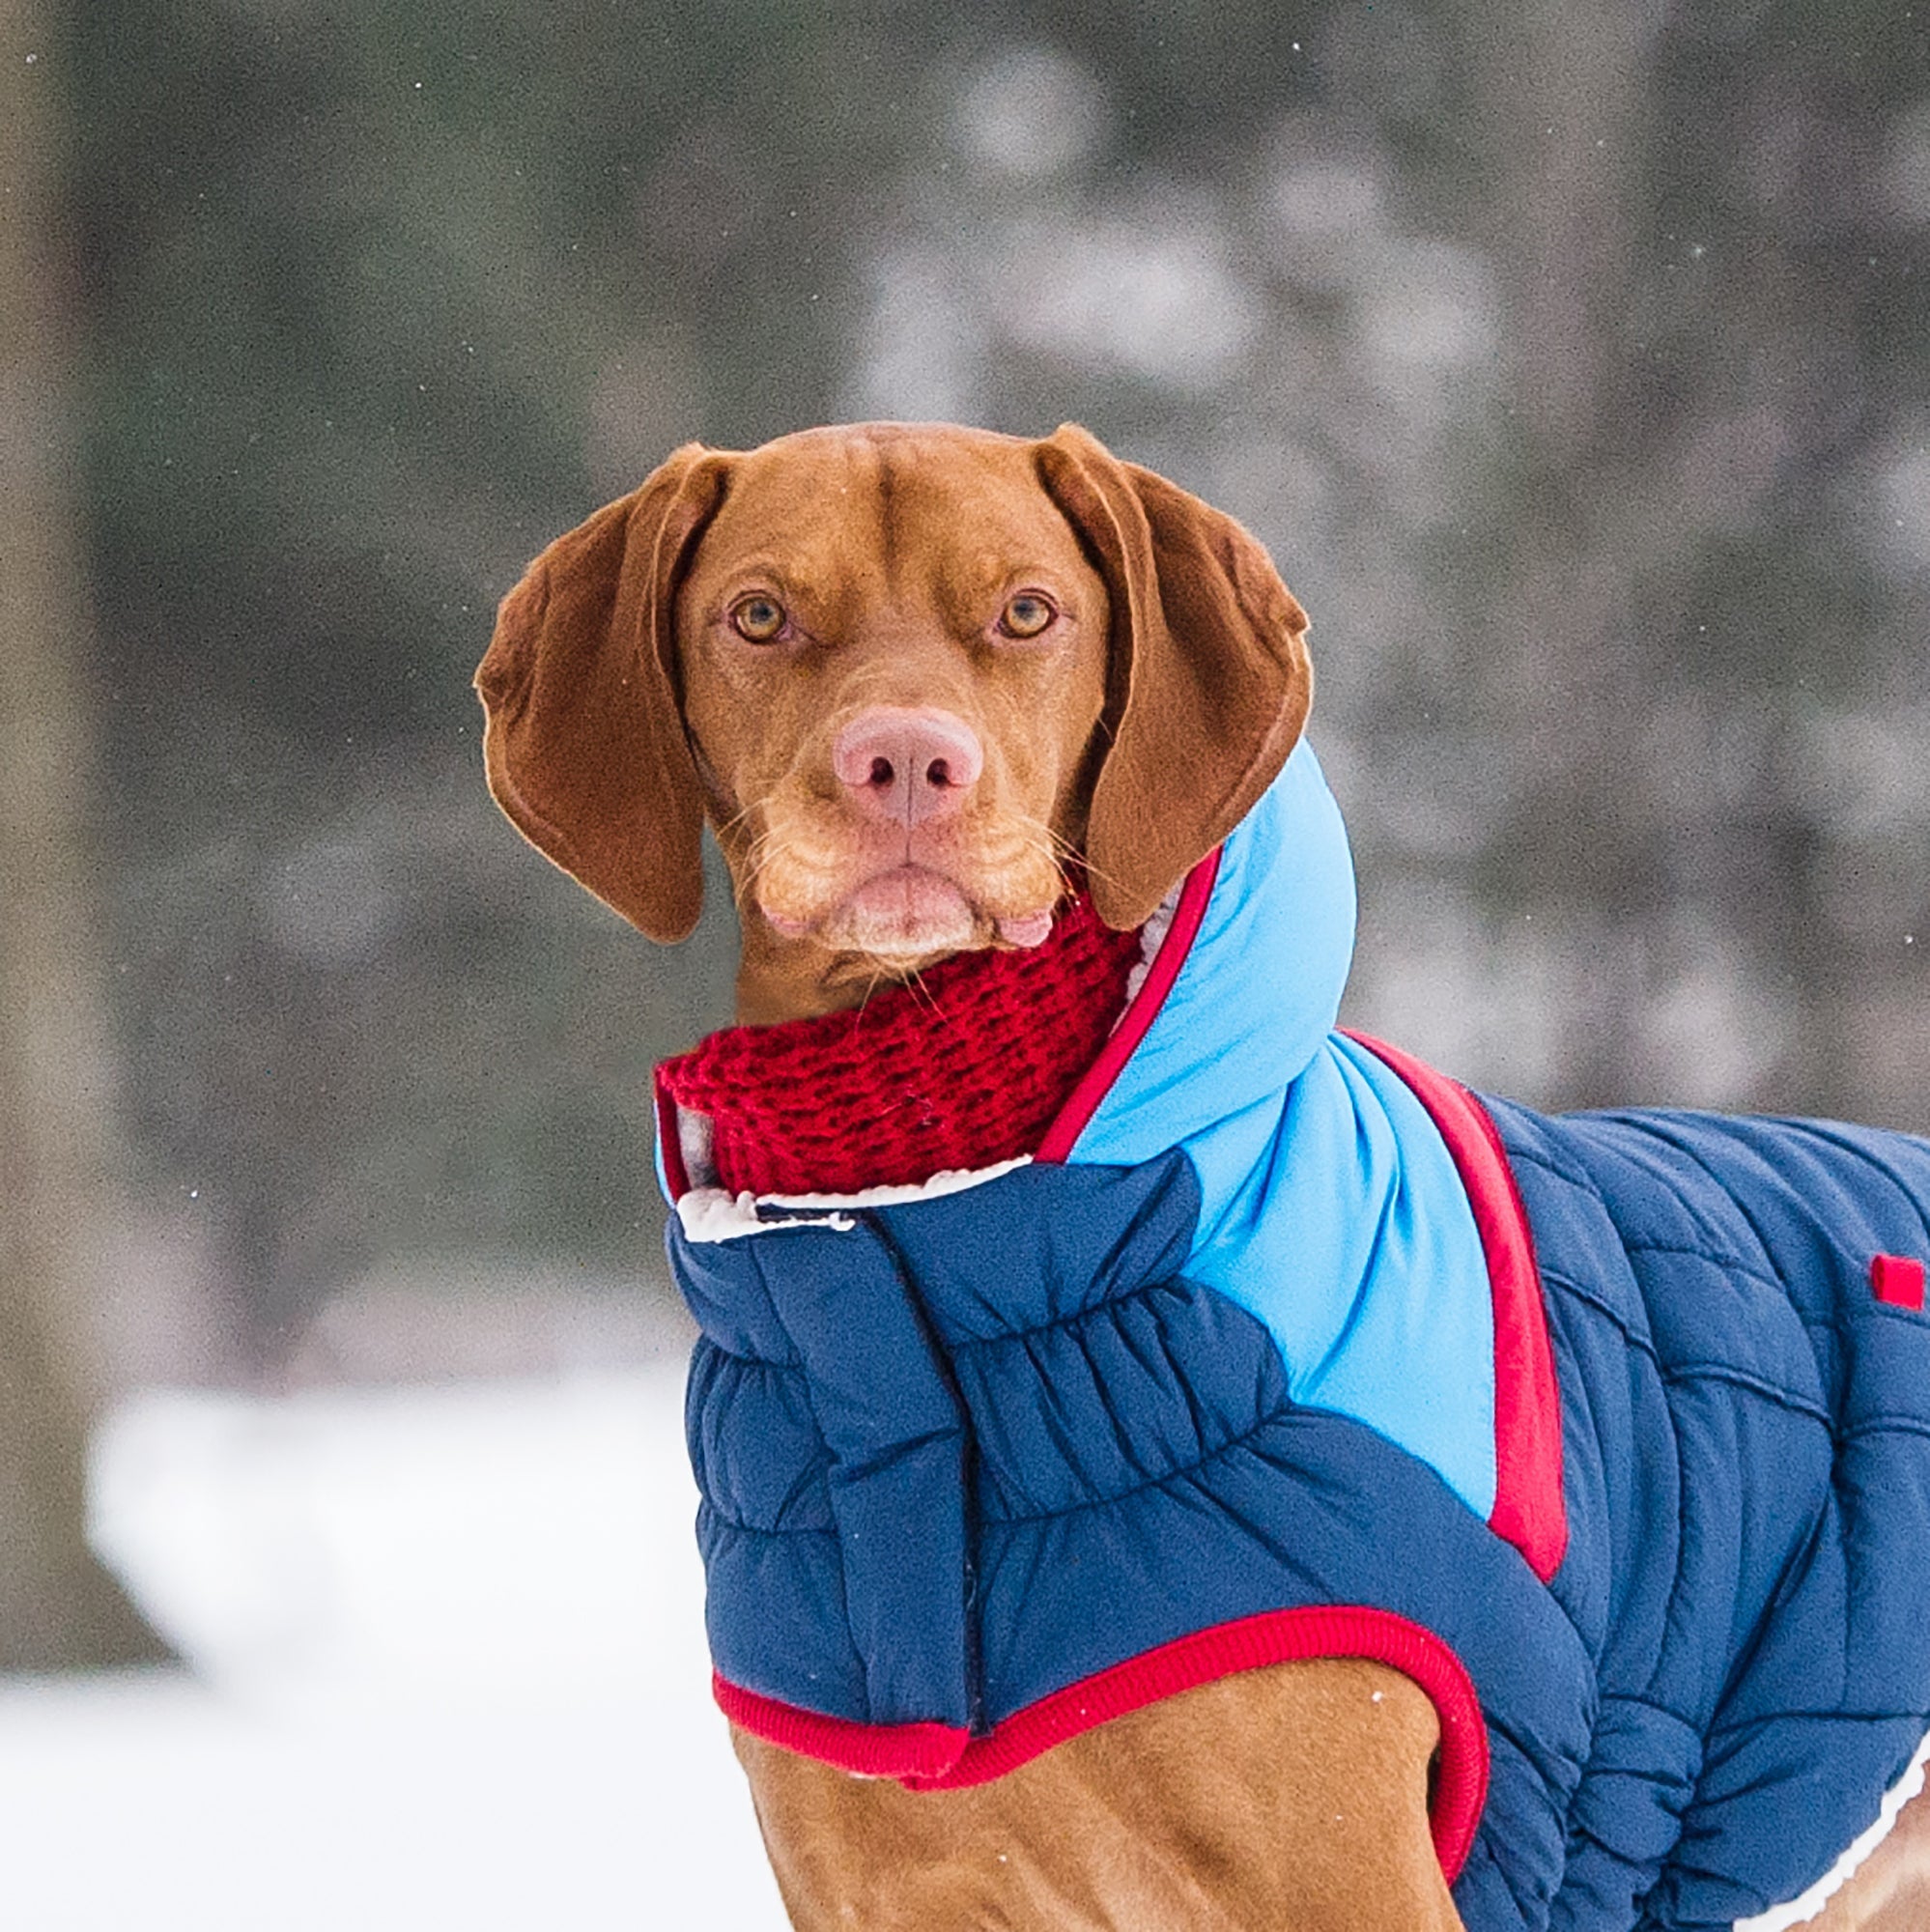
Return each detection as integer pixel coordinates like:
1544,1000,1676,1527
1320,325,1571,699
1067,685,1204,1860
746,784,1067,965
762,864,1056,960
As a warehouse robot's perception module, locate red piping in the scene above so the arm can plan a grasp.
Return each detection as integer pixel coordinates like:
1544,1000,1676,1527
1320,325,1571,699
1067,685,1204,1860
1342,1032,1568,1583
1036,846,1223,1163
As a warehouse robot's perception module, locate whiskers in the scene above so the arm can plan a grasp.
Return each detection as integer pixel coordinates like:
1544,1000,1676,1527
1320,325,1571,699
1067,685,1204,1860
709,800,768,908
1003,810,1112,903
731,830,778,912
871,957,943,1019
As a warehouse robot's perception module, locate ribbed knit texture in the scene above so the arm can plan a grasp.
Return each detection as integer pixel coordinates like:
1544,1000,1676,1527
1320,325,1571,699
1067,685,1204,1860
657,893,1144,1195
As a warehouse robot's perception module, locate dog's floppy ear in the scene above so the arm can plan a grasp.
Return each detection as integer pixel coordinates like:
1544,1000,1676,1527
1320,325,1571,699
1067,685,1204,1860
475,444,730,942
1036,422,1312,931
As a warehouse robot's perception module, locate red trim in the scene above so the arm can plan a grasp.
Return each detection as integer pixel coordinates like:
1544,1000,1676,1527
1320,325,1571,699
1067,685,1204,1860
1342,1032,1569,1584
655,1072,692,1203
717,1604,1490,1883
1036,847,1223,1163
1873,1253,1928,1312
713,1675,971,1780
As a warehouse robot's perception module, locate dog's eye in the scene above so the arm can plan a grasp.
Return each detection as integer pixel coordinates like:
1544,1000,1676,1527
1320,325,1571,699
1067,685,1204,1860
730,595,787,642
999,592,1056,639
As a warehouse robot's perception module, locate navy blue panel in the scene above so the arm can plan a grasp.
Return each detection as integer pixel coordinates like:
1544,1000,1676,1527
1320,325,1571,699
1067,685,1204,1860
1547,1697,1701,1931
872,1153,1203,1339
676,1214,974,1729
1488,1099,1930,1928
685,1344,831,1535
696,1506,866,1713
1657,1718,1927,1928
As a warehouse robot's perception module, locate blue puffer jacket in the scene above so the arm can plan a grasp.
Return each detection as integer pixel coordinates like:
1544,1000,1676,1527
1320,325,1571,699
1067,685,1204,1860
659,743,1930,1931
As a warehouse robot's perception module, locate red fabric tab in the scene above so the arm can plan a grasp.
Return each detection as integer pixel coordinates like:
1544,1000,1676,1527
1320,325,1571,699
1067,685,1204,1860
656,890,1144,1197
717,1605,1490,1884
1342,1033,1569,1585
1873,1254,1928,1311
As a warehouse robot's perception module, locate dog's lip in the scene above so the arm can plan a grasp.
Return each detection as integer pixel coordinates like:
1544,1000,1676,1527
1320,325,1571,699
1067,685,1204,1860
993,908,1054,948
824,865,978,957
761,864,1055,953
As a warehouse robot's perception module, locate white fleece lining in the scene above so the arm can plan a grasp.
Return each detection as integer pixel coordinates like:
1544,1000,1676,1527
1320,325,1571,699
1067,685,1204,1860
674,1191,858,1242
1734,1719,1930,1929
674,1156,1035,1244
677,1106,718,1190
1120,880,1181,1014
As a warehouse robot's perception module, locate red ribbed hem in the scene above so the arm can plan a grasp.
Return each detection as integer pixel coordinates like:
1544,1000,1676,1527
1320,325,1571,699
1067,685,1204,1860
715,1604,1489,1884
1036,847,1222,1162
711,1678,970,1780
1343,1032,1568,1583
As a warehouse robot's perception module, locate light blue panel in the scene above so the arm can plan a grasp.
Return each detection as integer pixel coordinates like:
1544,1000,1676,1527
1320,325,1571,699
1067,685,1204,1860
1066,739,1357,1172
1185,1039,1496,1519
1066,741,1497,1520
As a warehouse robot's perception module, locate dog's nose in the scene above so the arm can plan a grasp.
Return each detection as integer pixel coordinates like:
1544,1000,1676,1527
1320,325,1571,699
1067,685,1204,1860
833,707,984,826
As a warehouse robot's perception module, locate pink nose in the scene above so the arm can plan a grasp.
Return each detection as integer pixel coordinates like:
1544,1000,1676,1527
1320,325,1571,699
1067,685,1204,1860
832,707,984,827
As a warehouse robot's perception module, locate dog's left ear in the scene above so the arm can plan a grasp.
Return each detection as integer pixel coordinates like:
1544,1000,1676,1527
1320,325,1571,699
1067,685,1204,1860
475,444,731,942
1036,422,1312,931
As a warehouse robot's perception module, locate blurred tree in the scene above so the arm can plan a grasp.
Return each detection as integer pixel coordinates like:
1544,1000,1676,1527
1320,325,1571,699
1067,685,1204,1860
0,0,169,1665
1437,0,1930,1112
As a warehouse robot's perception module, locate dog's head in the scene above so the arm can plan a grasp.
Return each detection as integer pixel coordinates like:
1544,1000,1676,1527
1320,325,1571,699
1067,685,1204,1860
476,422,1311,1019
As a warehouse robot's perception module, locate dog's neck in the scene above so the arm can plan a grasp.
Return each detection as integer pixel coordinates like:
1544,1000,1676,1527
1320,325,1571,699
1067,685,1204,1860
731,916,969,1027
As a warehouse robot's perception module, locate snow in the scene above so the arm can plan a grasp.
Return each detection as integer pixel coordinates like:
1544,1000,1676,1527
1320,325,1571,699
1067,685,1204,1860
1,1364,787,1929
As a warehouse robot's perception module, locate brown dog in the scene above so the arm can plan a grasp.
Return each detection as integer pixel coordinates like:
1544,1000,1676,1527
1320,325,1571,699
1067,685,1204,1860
476,422,1930,1931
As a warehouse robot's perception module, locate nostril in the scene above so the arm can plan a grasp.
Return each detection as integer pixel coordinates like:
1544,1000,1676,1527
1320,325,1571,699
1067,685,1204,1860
926,758,951,788
868,756,894,788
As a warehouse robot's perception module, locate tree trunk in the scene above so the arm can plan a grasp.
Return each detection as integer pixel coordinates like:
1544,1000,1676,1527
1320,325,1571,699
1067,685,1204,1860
0,0,171,1670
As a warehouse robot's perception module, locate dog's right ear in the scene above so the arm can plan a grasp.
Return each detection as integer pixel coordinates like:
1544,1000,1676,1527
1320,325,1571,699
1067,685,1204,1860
475,444,731,942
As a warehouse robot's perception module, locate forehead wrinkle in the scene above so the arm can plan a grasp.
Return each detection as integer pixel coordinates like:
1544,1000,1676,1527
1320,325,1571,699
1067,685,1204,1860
710,435,904,615
693,513,872,638
872,438,905,601
916,514,1101,633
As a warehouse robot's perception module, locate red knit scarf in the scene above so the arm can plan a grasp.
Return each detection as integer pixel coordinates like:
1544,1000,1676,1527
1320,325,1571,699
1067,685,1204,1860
656,893,1146,1197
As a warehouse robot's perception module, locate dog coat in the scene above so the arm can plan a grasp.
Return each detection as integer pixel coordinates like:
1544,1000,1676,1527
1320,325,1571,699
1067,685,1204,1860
655,743,1930,1932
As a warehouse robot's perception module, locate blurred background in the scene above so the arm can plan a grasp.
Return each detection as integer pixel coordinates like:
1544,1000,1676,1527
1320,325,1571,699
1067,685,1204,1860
2,0,1926,1921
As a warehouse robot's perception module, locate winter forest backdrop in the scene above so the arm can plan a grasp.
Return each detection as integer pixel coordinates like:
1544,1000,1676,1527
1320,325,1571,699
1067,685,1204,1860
67,0,1930,1346
2,0,1927,1833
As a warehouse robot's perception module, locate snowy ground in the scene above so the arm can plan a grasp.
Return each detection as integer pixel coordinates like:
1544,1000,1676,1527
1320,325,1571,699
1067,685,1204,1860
1,1364,788,1929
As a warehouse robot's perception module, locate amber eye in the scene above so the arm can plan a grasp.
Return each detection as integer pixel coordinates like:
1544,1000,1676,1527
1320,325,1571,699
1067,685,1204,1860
731,594,786,642
999,591,1056,639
